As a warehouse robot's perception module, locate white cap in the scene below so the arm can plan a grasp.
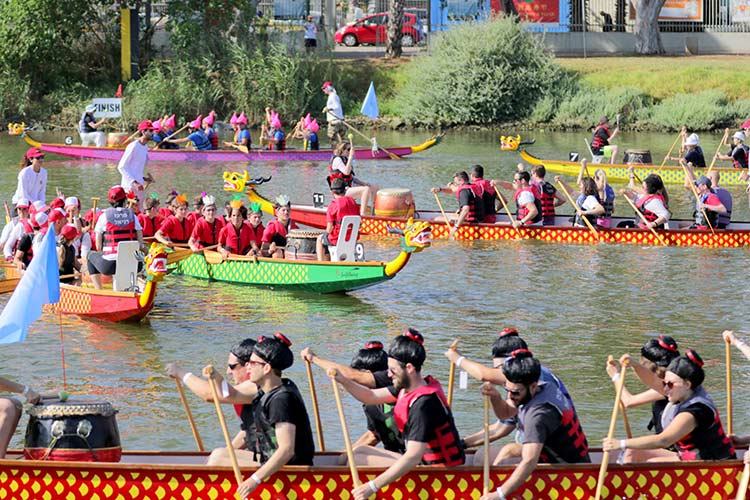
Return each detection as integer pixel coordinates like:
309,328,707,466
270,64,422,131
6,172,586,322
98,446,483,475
685,133,699,146
733,131,745,142
64,196,80,208
85,104,97,113
32,200,49,212
35,212,48,227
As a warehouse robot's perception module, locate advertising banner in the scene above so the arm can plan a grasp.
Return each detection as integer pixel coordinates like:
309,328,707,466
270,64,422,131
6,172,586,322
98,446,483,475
730,0,750,22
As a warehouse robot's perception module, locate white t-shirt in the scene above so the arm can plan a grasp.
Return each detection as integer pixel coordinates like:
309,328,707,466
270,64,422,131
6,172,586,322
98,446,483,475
635,194,671,221
326,92,343,123
516,191,535,206
579,195,600,211
13,166,47,204
117,140,149,189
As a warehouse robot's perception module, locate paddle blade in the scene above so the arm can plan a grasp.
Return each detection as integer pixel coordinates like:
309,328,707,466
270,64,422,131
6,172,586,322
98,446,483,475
203,250,225,265
166,247,193,265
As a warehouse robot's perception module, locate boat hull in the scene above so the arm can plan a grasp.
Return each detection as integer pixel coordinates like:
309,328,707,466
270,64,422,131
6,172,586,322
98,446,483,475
50,284,154,322
0,452,743,500
25,134,441,162
290,205,750,248
173,252,394,293
520,149,747,186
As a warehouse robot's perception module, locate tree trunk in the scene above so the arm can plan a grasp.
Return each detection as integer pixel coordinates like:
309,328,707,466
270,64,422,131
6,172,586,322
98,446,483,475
632,0,666,54
385,0,403,59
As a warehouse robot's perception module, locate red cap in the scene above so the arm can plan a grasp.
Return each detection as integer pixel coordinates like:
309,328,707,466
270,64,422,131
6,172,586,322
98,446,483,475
48,208,67,223
60,225,79,240
108,186,127,202
83,208,99,222
137,120,155,131
321,81,333,90
26,147,44,159
50,197,65,209
742,119,750,130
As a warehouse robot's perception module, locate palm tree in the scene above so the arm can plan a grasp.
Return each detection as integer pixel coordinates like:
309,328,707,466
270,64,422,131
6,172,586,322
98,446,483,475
386,0,404,58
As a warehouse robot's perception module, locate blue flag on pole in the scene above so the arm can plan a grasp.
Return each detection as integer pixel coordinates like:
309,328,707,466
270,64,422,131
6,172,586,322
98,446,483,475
0,226,60,344
360,82,379,120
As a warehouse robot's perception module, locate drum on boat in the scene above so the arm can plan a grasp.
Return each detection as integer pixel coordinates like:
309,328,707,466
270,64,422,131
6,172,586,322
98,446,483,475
107,133,130,147
374,188,415,218
623,149,653,165
24,399,122,462
285,230,324,261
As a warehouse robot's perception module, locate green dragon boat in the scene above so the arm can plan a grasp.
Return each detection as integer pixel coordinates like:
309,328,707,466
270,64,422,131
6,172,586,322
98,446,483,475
172,219,431,293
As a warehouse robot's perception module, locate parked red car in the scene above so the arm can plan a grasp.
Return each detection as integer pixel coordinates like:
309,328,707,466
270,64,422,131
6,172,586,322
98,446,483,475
335,12,423,47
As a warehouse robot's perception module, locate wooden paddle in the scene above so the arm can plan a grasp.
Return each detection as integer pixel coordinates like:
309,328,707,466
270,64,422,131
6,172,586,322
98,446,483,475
91,197,99,216
175,378,205,451
608,356,633,439
120,129,142,147
682,164,716,235
154,123,190,150
446,339,459,408
594,359,629,500
307,359,325,452
621,194,669,246
493,186,523,239
556,181,600,241
206,367,243,487
482,393,491,496
707,129,729,174
726,338,733,435
432,191,452,239
659,129,684,170
166,246,195,265
737,462,750,500
230,143,250,154
328,369,361,489
329,112,401,160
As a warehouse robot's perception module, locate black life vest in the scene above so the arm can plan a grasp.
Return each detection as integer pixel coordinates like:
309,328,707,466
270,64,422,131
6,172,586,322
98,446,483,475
591,125,610,151
363,403,404,453
538,181,558,219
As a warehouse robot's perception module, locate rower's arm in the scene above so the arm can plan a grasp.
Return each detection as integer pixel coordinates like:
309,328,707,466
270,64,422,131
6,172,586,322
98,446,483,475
463,420,515,448
360,440,425,496
335,374,395,405
619,412,696,450
301,348,376,387
444,349,505,384
489,443,542,500
622,355,664,394
519,202,538,225
703,199,727,214
154,229,172,247
621,388,664,408
240,422,296,496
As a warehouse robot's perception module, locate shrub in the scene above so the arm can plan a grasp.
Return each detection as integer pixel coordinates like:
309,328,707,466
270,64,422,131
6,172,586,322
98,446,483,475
0,69,31,120
390,16,566,126
648,90,735,131
550,86,652,129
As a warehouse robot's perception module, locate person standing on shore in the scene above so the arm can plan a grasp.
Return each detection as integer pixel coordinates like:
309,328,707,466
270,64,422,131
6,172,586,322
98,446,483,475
304,16,317,54
322,82,346,147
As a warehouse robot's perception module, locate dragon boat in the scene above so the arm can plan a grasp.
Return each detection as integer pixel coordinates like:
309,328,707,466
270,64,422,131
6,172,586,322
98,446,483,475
171,218,431,293
224,170,750,248
23,133,442,163
4,243,168,322
0,449,745,499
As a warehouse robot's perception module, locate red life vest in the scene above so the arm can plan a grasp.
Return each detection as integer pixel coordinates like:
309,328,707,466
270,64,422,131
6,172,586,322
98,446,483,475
591,125,610,150
514,187,543,224
473,178,497,223
327,155,354,187
162,215,193,244
635,194,666,229
138,214,163,238
536,181,558,219
194,218,223,248
21,219,33,234
102,207,137,255
392,376,464,467
222,223,254,255
455,184,481,223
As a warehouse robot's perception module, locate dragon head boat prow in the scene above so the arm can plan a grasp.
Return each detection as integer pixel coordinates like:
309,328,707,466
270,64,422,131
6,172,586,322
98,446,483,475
222,170,275,215
143,243,169,283
387,218,432,253
8,122,26,136
500,135,536,151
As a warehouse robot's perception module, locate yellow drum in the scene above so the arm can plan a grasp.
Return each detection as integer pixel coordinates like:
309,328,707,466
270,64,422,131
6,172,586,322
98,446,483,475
107,133,130,147
285,230,324,261
374,188,415,218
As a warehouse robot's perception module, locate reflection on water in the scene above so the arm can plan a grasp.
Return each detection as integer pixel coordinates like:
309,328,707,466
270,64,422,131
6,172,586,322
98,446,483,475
1,130,750,452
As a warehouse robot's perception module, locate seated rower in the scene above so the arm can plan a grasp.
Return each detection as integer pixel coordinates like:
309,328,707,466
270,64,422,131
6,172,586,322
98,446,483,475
223,333,315,500
245,203,265,253
556,176,604,228
445,329,575,466
688,175,727,230
606,336,680,436
331,330,465,500
223,112,251,150
189,195,224,252
593,168,615,228
217,200,256,259
469,165,498,223
261,195,298,259
155,194,194,248
603,349,735,462
86,187,144,290
665,128,706,168
168,115,212,150
621,172,670,230
155,114,179,150
328,138,377,216
138,196,163,238
491,171,542,228
202,112,218,150
715,131,749,173
530,165,565,226
431,170,484,239
316,178,359,261
263,108,286,151
58,224,81,284
479,350,590,500
166,339,260,465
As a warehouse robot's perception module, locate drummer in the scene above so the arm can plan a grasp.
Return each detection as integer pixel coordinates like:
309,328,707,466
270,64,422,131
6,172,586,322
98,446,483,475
166,338,260,466
261,195,298,258
0,376,41,458
316,177,359,261
328,137,377,216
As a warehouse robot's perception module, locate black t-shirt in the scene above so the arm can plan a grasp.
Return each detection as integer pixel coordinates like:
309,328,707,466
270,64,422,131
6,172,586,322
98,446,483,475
591,128,610,154
683,147,706,168
373,370,392,389
458,188,473,209
363,403,404,453
17,233,33,265
80,113,96,133
730,145,749,169
403,393,448,444
522,403,591,464
259,382,315,465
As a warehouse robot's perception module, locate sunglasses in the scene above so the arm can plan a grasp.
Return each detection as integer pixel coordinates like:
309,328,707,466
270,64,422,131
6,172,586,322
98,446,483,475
504,386,523,396
249,360,267,368
228,362,242,370
663,380,677,389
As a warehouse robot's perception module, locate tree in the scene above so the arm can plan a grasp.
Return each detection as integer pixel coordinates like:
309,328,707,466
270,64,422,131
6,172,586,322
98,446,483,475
632,0,666,54
386,0,404,58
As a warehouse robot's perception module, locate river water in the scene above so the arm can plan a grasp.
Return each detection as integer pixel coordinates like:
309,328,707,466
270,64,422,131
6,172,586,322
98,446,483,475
1,128,749,453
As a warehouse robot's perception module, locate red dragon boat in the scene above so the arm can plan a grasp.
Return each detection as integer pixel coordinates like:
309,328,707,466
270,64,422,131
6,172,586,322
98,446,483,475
23,133,442,162
224,170,750,248
0,449,745,499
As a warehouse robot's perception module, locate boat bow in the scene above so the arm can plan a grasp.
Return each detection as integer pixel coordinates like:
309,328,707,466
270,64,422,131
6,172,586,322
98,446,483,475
384,218,432,276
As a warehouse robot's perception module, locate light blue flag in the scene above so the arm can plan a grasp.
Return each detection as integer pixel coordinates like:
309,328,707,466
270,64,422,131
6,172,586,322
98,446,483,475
360,82,379,120
0,226,60,344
